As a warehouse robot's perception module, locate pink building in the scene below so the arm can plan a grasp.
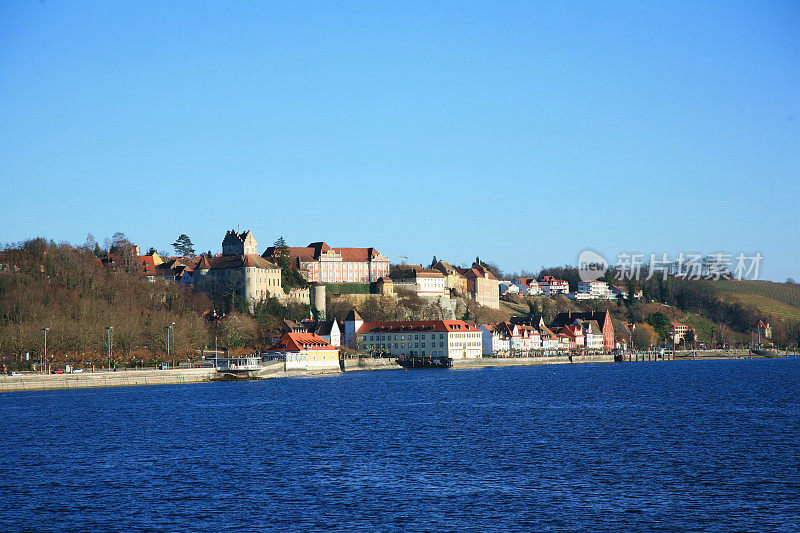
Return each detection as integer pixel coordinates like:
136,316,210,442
263,241,390,283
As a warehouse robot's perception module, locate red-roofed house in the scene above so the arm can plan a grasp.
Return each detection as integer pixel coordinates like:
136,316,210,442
268,332,340,371
345,314,483,359
540,276,570,296
670,322,694,344
513,277,543,296
457,264,500,309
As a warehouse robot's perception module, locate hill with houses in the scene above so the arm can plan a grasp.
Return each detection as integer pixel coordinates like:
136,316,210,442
1,230,798,371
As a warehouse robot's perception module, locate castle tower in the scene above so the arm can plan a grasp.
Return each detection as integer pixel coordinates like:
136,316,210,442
222,230,257,256
310,283,326,320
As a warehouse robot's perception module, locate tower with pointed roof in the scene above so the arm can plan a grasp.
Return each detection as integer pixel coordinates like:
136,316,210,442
344,309,363,348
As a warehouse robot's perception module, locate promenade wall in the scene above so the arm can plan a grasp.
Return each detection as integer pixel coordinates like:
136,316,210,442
342,357,402,371
0,368,217,392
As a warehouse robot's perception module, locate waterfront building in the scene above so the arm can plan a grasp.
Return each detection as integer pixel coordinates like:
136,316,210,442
670,322,694,344
268,332,340,371
557,324,585,350
343,309,363,348
345,313,482,359
580,320,605,349
550,310,615,350
262,241,390,283
305,319,342,347
478,323,510,355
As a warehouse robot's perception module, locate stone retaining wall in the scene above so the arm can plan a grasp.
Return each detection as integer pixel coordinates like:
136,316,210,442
0,368,217,392
342,357,403,371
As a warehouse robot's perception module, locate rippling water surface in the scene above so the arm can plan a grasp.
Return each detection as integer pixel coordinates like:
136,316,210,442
2,358,799,532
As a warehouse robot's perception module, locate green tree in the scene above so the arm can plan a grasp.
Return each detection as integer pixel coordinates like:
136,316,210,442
684,328,695,346
646,312,671,342
273,236,290,269
171,234,195,257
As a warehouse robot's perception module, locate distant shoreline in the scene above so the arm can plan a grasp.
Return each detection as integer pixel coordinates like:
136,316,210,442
1,351,794,393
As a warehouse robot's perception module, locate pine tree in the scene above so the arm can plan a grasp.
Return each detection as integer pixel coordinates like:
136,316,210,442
172,234,195,257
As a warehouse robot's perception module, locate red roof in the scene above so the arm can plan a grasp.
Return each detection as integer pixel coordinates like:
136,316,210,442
357,320,480,334
542,275,568,285
263,242,388,264
271,332,337,352
458,264,497,280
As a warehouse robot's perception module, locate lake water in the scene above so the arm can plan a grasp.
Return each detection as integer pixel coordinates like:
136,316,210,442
1,359,799,532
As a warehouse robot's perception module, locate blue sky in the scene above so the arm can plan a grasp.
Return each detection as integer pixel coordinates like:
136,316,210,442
1,1,798,280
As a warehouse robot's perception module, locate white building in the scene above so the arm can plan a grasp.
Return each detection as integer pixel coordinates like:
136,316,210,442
346,314,483,359
513,278,542,296
499,281,520,295
580,320,605,349
577,280,614,300
479,324,510,355
540,276,569,296
392,266,447,298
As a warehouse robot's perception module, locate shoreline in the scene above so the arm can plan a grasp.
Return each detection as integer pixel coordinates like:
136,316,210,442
1,351,793,393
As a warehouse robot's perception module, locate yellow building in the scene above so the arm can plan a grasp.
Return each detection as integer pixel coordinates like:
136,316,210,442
431,260,467,294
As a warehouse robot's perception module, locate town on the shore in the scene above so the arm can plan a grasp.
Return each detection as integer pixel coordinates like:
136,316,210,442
85,228,762,373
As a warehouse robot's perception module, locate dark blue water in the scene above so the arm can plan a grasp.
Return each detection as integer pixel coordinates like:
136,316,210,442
1,359,799,532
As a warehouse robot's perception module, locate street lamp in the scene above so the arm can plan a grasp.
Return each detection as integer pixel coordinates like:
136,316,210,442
166,322,175,367
41,328,49,374
105,327,113,371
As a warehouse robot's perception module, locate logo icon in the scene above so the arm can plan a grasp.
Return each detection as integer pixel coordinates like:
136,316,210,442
578,250,608,281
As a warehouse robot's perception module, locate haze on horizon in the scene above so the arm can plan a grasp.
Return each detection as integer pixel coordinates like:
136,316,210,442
1,1,798,281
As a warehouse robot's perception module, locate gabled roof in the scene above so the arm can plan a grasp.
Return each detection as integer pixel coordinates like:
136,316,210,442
551,310,611,329
432,261,464,277
457,264,498,280
196,255,212,269
581,320,602,335
270,332,337,352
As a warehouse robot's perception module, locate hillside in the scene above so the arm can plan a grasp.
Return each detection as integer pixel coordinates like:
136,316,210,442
700,280,800,323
